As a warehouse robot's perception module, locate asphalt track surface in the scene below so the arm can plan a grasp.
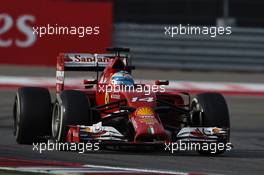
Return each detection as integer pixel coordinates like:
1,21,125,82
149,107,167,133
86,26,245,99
0,65,264,175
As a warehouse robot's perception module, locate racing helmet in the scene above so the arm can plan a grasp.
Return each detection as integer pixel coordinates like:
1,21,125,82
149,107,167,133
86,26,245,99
111,71,134,85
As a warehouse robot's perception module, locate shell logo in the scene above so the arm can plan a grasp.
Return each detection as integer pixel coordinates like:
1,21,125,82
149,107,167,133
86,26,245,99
135,107,154,116
83,127,91,132
212,127,220,134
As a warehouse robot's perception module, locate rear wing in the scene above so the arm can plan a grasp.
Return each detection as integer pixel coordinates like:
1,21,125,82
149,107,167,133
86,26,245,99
57,53,129,72
56,52,129,93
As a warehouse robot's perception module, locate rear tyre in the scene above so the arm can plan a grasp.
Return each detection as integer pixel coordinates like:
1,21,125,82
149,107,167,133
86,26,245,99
191,93,230,155
52,90,92,142
13,87,52,144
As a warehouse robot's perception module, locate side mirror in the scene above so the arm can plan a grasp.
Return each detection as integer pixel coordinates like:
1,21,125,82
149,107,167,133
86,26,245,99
83,79,98,85
155,80,169,86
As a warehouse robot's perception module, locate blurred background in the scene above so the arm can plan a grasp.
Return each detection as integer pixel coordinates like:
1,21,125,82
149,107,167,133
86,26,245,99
1,0,264,72
113,0,264,72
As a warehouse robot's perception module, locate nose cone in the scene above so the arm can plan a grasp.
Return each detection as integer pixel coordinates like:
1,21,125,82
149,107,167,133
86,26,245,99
130,106,169,142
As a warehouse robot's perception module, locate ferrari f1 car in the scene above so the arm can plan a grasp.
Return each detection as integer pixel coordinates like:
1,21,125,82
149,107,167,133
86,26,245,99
13,48,230,155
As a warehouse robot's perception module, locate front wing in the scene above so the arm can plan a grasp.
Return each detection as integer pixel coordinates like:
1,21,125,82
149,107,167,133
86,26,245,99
66,122,229,145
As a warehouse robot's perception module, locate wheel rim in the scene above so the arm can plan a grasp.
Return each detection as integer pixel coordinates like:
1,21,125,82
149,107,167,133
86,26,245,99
191,98,203,126
52,103,62,140
14,96,20,137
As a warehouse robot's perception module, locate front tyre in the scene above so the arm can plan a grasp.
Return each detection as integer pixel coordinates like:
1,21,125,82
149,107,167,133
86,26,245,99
52,90,92,142
191,93,230,155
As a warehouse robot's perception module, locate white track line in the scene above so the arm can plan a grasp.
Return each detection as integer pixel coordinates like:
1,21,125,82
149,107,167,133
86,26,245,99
0,75,264,94
0,165,215,175
84,164,193,175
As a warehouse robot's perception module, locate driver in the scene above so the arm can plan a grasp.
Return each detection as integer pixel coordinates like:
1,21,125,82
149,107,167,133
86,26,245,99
111,70,134,85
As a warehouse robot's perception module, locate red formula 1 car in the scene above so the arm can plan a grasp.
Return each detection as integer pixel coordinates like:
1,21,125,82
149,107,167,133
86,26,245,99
13,48,230,154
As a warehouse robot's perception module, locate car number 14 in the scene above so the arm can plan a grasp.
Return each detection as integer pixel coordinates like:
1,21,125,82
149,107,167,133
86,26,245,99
131,97,154,103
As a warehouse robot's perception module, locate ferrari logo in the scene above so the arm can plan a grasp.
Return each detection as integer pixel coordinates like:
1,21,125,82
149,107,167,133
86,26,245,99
105,93,109,108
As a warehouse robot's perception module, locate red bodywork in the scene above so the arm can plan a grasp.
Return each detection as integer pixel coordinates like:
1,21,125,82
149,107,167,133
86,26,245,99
57,52,185,143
